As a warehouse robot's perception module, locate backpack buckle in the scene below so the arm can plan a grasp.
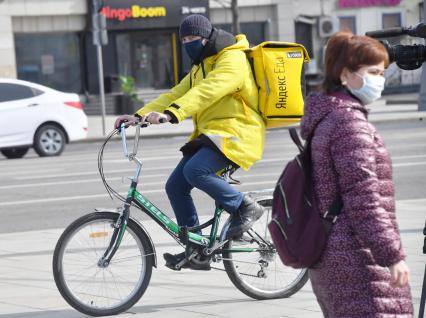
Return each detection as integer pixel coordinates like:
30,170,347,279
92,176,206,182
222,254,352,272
323,211,338,224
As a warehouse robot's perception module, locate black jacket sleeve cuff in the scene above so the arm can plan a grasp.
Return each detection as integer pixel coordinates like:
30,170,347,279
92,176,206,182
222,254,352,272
164,110,178,124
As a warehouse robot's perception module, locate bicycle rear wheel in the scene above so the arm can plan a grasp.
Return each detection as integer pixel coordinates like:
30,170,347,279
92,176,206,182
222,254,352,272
53,212,154,317
223,197,309,300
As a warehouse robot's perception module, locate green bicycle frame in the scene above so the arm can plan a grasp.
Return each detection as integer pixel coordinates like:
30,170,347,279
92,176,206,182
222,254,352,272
102,123,267,262
128,185,260,253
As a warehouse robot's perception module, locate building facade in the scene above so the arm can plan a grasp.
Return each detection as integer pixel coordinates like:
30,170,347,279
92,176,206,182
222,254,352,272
0,0,210,96
0,0,423,114
331,0,424,93
212,0,424,94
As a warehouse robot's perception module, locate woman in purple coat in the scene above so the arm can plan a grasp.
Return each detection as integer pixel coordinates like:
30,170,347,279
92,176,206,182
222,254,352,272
301,32,414,317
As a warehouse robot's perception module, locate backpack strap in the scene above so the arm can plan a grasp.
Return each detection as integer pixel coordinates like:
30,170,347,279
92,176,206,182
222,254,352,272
289,128,304,153
290,122,343,224
323,196,343,223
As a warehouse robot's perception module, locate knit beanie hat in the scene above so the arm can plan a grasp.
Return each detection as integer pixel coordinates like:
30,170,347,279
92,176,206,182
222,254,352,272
179,14,212,39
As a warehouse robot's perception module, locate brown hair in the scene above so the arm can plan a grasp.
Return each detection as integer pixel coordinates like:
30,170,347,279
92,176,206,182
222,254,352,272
323,31,389,93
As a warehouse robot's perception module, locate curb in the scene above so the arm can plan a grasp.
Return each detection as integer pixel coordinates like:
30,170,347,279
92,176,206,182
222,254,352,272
386,100,418,105
369,116,424,124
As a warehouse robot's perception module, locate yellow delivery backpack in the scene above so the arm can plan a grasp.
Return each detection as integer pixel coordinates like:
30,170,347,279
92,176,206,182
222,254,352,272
246,42,310,128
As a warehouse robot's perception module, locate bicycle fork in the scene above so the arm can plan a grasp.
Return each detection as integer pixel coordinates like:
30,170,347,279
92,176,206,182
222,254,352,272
97,199,132,268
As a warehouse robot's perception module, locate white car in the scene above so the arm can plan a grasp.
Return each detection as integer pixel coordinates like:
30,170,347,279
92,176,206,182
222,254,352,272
0,78,88,159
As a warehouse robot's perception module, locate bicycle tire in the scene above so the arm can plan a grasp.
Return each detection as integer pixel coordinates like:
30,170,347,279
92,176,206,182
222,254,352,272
53,212,154,316
223,197,309,300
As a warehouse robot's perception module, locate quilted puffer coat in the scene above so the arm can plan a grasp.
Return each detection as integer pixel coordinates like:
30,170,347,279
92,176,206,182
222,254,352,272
301,91,413,317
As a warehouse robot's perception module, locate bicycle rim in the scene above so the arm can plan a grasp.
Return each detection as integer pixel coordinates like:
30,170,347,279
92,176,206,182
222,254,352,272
223,197,308,299
56,217,148,313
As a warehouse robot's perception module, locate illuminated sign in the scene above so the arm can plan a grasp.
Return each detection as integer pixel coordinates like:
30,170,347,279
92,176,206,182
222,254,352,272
101,5,167,21
99,0,209,30
338,0,401,8
181,6,207,14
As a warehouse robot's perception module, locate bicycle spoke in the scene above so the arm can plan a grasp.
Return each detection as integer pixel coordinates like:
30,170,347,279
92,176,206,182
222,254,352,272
56,215,150,313
222,197,309,299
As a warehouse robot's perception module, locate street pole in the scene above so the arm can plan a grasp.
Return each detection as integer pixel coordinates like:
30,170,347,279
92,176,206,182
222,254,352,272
96,45,106,136
418,0,426,111
231,0,240,35
91,0,108,136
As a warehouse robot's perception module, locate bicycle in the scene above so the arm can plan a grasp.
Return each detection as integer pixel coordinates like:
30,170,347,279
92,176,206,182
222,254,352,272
52,121,309,317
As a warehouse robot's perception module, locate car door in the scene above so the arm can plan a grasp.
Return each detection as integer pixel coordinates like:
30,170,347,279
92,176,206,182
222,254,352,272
0,83,44,148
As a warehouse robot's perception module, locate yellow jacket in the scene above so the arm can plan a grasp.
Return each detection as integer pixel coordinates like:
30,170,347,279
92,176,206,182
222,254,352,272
135,34,265,170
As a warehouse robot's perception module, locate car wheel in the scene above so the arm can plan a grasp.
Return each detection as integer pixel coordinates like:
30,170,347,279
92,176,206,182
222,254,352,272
34,124,66,157
1,147,30,159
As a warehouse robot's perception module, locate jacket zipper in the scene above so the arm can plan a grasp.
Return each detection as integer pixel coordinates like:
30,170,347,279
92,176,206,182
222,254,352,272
270,219,288,240
304,195,312,207
278,182,292,222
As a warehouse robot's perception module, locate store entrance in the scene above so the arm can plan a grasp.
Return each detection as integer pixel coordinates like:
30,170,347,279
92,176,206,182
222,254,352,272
117,30,177,90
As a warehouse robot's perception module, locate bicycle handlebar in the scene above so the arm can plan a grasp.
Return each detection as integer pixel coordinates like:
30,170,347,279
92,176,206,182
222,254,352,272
119,116,168,160
119,122,148,160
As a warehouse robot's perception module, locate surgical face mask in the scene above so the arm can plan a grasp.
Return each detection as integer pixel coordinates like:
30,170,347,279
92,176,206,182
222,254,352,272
347,73,386,105
184,38,205,63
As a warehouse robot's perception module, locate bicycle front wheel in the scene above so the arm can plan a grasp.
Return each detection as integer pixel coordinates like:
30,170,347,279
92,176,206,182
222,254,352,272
53,212,154,317
223,197,309,300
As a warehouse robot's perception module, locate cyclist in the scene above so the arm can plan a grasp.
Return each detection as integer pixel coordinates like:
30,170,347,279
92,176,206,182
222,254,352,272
115,14,265,270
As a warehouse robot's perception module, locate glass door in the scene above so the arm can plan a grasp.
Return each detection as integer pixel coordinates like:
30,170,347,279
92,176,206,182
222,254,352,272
133,40,154,89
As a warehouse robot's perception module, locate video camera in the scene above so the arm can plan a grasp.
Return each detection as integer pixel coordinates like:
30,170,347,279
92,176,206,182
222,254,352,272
366,23,426,70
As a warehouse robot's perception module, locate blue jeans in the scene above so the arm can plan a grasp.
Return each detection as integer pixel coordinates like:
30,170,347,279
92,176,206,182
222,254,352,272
165,147,243,229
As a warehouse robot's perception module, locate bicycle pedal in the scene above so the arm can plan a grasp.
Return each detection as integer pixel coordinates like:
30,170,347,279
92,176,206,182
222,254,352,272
165,261,182,271
175,258,188,269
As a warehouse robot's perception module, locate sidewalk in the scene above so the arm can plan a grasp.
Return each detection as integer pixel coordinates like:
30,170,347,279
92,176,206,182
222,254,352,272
85,95,426,142
0,199,424,317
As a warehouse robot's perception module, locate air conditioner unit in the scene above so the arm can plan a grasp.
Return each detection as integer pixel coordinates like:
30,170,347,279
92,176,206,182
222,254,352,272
318,16,339,38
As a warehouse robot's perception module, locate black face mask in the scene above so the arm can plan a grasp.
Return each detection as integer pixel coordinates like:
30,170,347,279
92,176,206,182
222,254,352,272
184,39,205,63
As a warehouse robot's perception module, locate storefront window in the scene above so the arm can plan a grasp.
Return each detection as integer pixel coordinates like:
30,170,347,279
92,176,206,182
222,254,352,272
295,21,313,58
116,31,174,90
14,33,81,93
339,16,356,34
